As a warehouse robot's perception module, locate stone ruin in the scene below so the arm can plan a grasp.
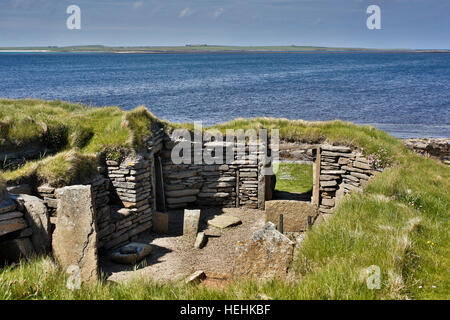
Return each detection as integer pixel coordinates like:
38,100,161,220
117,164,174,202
1,126,382,282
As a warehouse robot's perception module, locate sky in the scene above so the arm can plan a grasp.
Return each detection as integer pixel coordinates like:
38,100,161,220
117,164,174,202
0,0,449,49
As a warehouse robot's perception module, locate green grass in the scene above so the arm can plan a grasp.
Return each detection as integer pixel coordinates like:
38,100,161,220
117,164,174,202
0,99,166,186
275,163,313,194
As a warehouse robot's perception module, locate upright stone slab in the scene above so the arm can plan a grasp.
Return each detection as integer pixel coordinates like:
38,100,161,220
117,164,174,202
183,209,200,243
265,200,318,232
11,194,50,254
152,211,169,234
53,185,98,283
233,222,295,280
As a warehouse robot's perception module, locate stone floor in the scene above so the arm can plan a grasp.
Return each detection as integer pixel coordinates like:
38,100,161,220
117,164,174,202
100,207,265,283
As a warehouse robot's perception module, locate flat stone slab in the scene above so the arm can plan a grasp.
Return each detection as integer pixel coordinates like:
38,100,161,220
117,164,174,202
265,200,318,232
186,270,206,284
110,242,152,265
0,217,28,237
207,215,242,229
0,199,17,214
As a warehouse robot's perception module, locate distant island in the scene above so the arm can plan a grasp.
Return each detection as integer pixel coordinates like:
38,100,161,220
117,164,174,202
0,45,449,54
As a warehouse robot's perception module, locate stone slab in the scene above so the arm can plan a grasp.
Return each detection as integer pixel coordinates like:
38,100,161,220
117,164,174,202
194,232,207,249
152,211,169,234
265,200,318,232
183,209,200,242
0,218,28,237
110,242,152,265
53,185,98,283
11,194,51,254
233,222,295,280
207,215,242,229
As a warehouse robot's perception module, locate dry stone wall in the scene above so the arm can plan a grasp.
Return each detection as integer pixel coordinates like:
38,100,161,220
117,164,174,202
0,197,36,263
316,144,381,215
162,140,268,209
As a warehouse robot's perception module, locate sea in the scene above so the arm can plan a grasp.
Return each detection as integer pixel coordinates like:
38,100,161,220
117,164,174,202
0,52,449,138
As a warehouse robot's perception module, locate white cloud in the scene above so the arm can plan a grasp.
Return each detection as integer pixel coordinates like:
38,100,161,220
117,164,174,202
179,7,195,18
213,7,224,18
133,1,144,9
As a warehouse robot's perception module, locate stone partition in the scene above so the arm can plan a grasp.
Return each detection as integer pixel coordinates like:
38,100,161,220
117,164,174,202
316,144,381,215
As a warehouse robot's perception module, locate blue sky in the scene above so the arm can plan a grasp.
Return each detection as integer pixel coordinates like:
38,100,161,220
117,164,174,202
0,0,449,49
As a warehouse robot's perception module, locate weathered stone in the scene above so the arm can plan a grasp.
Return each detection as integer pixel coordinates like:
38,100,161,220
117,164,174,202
321,145,352,153
321,198,335,207
166,196,197,204
338,157,351,165
342,183,362,192
7,184,32,195
53,185,98,283
319,175,339,181
44,197,58,209
0,199,16,214
165,189,200,198
0,211,23,221
233,222,295,280
321,170,345,175
321,151,354,158
110,242,152,265
208,215,242,229
350,172,370,180
218,176,236,182
0,238,35,262
167,171,196,179
186,270,206,284
353,161,372,170
183,209,200,242
194,232,207,249
11,194,51,254
0,218,28,236
265,200,318,232
320,180,337,187
240,172,257,177
152,212,168,234
37,185,55,194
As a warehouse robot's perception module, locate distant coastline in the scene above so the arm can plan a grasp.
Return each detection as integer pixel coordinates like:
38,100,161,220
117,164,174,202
0,45,449,54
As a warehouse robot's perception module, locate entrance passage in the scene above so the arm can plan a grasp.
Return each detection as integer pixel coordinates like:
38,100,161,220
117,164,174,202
274,163,313,201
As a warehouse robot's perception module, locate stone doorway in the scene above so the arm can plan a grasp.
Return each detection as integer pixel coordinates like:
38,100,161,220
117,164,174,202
273,162,313,201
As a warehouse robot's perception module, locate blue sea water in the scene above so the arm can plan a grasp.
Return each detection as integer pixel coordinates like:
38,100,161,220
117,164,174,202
0,52,449,138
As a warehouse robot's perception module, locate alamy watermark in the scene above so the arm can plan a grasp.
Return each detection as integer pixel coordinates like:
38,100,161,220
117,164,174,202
361,265,381,290
65,4,381,31
367,5,381,30
66,5,81,30
66,265,81,290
